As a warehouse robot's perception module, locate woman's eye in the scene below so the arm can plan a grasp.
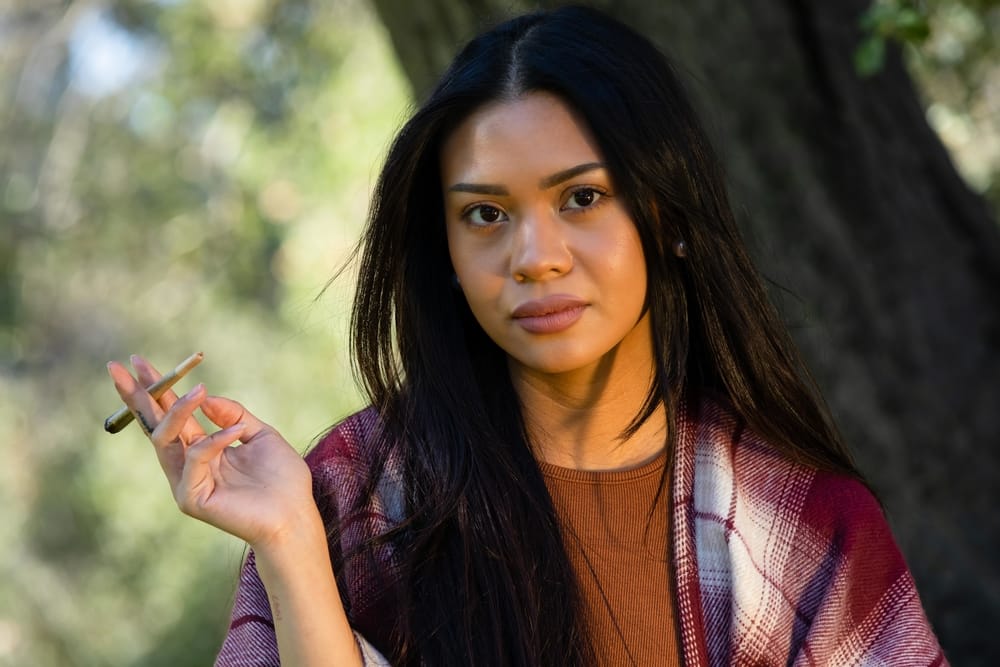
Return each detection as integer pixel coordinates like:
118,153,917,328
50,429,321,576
564,188,603,210
465,204,507,226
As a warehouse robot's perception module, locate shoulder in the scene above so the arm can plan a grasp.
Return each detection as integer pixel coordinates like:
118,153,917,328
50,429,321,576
797,468,885,543
684,394,901,588
682,396,946,664
687,394,880,534
305,405,406,528
304,406,398,492
306,406,383,470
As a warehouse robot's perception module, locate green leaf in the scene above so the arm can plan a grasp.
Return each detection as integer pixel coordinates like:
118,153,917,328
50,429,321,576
855,34,887,76
859,2,898,33
893,8,931,43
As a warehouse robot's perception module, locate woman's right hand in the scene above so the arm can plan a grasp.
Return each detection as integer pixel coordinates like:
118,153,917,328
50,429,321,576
107,355,316,551
110,355,369,666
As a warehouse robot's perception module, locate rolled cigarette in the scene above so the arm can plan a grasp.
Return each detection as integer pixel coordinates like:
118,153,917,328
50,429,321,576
104,352,205,434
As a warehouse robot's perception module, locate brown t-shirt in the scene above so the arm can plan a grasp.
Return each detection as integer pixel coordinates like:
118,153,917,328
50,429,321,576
540,452,681,667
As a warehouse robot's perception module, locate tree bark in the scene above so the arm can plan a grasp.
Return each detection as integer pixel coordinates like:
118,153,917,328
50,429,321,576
371,0,1000,662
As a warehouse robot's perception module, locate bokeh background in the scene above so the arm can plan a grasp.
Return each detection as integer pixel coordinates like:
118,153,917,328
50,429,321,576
1,1,408,664
1,0,997,665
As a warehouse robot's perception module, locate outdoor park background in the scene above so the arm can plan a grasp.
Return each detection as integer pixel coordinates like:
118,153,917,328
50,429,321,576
1,0,998,665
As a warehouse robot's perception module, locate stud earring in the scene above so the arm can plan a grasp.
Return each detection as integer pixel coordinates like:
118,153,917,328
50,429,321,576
672,239,687,258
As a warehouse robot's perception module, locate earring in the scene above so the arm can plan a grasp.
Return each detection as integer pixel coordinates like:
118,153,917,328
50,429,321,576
672,239,687,258
451,273,461,290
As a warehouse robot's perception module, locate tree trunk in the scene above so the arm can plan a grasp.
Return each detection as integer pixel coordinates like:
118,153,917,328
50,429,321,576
371,0,1000,662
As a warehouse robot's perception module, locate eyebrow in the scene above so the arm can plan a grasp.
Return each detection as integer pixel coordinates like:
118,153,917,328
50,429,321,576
447,161,606,195
538,162,604,189
448,183,509,195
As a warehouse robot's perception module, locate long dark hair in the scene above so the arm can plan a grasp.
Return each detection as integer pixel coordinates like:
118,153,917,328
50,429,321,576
345,6,862,664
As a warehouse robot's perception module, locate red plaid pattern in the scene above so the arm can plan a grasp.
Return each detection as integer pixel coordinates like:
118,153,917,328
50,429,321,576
216,398,946,666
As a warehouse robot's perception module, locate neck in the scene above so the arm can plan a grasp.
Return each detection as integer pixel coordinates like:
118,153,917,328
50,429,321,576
510,322,667,472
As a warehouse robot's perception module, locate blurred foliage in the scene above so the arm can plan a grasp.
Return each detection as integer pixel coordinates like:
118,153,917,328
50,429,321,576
0,0,409,664
858,0,1000,209
856,2,931,75
0,0,995,664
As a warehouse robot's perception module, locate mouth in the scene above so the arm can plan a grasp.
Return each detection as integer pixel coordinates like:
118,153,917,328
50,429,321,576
511,295,588,334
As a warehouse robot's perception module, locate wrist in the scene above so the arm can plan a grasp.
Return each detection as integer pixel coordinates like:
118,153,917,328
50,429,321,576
246,501,361,666
251,501,328,566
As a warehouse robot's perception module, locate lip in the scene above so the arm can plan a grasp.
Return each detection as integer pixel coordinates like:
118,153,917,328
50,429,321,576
511,295,588,334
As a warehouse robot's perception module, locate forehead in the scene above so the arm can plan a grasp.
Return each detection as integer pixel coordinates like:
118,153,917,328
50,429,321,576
440,92,603,184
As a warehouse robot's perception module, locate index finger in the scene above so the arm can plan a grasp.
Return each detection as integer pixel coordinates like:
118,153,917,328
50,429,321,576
104,352,203,433
130,354,209,446
131,355,182,409
107,361,167,437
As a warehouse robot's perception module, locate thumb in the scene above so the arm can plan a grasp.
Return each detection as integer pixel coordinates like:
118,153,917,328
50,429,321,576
185,423,246,466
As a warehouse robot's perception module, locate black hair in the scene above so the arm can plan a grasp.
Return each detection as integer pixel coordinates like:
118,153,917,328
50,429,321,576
343,6,862,665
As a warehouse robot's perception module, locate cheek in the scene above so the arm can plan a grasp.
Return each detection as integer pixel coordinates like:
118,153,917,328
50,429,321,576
458,274,504,322
623,242,649,294
447,228,505,295
591,226,648,296
447,225,492,278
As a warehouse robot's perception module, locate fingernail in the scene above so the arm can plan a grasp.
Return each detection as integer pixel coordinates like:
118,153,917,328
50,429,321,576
184,383,205,399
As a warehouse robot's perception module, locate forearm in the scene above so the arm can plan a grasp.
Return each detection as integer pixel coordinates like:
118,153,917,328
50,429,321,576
252,505,363,667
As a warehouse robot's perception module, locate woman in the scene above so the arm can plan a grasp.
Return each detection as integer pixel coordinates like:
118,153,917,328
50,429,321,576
108,6,946,666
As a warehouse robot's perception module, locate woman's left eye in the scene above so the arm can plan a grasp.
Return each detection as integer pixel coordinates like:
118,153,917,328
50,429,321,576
563,188,604,210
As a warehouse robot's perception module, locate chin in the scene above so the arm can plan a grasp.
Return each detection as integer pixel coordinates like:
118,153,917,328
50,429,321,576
508,346,607,377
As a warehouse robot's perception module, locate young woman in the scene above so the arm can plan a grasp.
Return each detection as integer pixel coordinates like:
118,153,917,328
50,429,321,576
108,6,947,666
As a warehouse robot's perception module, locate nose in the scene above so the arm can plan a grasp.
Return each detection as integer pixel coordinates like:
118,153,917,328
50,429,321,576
510,209,573,282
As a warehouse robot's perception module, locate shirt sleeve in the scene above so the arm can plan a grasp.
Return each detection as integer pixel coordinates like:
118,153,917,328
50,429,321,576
213,549,392,666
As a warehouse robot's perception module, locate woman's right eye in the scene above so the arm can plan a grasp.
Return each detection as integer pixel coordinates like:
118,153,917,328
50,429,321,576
463,204,508,227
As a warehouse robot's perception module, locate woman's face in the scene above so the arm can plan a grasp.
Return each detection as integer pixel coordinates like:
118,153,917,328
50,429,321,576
441,92,652,379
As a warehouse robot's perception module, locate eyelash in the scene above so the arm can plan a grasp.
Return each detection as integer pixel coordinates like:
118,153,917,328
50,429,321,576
563,186,608,211
459,186,610,228
461,203,508,227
